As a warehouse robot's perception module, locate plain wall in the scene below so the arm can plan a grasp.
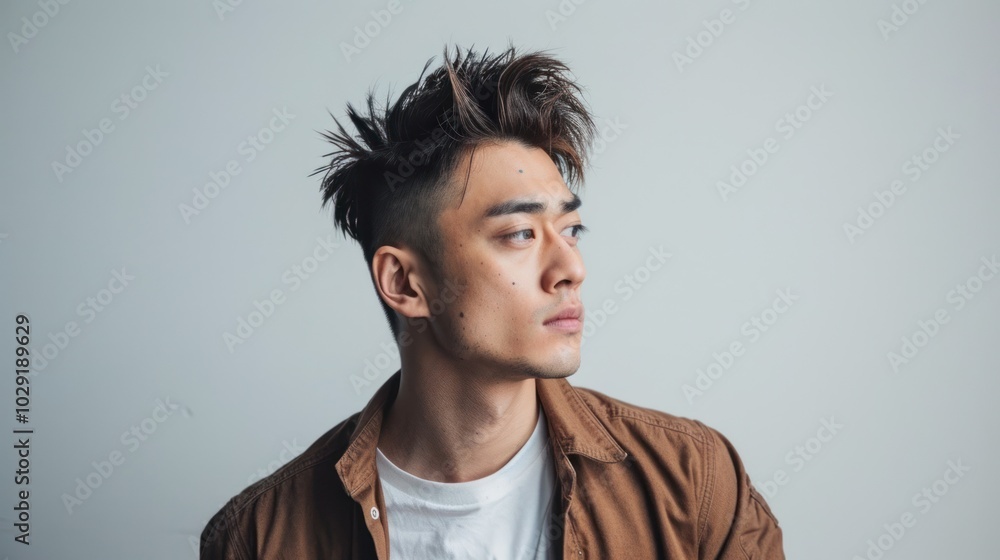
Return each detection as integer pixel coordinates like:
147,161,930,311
2,0,997,557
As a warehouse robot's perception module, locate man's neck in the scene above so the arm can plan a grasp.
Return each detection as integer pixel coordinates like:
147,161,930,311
377,362,541,483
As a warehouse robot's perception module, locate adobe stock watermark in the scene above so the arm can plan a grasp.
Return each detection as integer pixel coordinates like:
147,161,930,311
758,416,844,500
187,438,306,555
588,117,628,165
716,84,834,202
579,245,672,346
7,0,72,54
340,0,404,64
246,438,306,485
842,126,959,244
682,288,799,404
383,107,459,194
61,397,182,514
544,0,591,31
886,254,997,373
212,0,246,21
179,106,296,224
195,497,234,555
672,0,752,73
51,65,168,183
878,0,933,42
349,277,468,393
31,267,135,373
850,458,970,560
223,233,342,353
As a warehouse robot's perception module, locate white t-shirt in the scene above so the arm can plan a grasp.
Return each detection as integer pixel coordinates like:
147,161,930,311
375,407,558,560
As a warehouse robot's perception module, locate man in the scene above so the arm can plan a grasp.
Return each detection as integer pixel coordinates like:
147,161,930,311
201,44,785,559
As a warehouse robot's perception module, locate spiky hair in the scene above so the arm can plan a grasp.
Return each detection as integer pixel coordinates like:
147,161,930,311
311,43,597,340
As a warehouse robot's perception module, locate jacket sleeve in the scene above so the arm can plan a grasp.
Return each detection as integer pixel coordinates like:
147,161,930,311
200,498,253,560
695,421,785,560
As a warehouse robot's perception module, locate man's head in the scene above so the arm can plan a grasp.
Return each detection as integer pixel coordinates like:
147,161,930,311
313,44,596,379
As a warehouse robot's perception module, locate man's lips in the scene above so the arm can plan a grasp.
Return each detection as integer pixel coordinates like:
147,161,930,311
543,304,583,328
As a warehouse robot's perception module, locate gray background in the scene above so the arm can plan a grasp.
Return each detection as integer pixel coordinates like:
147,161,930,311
2,0,998,558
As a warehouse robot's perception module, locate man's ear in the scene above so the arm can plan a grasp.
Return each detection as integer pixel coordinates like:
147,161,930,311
372,245,433,321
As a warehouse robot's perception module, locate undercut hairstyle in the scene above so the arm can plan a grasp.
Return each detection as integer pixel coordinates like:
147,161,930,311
312,43,597,340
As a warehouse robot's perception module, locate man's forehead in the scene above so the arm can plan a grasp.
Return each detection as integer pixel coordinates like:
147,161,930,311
442,141,579,220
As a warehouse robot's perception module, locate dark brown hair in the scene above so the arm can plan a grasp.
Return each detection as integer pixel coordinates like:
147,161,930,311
311,43,597,339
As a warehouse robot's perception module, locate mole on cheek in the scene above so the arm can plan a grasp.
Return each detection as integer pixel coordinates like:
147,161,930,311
460,312,464,318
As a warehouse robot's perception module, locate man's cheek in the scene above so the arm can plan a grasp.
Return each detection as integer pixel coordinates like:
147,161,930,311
406,315,427,333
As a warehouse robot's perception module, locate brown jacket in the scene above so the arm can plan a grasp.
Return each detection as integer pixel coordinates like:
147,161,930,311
201,370,785,559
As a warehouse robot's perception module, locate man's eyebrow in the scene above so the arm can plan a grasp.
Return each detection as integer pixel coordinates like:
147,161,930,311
482,193,582,219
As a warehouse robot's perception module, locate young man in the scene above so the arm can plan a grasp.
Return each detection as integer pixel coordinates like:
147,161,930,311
201,45,785,559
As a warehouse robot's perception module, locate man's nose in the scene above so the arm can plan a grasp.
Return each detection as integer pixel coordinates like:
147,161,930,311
543,229,585,292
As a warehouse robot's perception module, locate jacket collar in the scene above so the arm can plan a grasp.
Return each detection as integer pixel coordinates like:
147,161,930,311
335,368,627,496
536,373,628,463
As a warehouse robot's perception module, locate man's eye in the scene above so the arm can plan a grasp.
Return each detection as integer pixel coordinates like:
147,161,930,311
501,225,587,243
502,229,534,241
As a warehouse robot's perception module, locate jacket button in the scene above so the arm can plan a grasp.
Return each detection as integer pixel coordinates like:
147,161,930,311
370,507,380,520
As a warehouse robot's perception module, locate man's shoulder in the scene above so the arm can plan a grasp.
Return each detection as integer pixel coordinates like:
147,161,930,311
566,383,784,556
222,409,361,510
199,410,363,557
565,382,744,501
569,383,717,446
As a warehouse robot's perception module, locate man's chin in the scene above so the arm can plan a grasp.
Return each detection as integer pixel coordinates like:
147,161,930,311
539,367,577,380
533,352,581,379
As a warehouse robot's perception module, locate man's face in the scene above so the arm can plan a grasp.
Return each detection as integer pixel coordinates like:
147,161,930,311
424,140,587,381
